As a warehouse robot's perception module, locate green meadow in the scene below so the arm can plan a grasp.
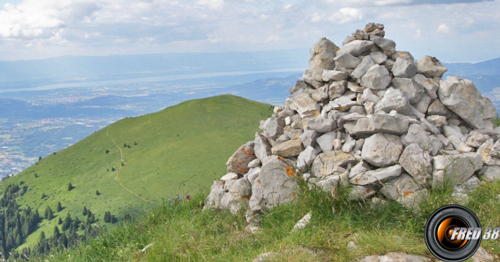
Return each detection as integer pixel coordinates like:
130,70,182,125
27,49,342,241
0,94,273,249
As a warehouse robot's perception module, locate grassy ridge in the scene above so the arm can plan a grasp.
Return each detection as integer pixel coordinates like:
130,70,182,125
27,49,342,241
0,94,273,249
40,176,500,261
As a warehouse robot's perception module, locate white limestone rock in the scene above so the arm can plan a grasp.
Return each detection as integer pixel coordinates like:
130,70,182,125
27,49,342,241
415,55,447,78
311,150,356,177
329,80,347,100
336,40,374,57
309,37,338,70
249,157,298,212
432,153,483,186
478,165,500,182
333,52,361,69
362,133,403,167
300,130,319,148
352,55,375,79
322,70,348,82
439,76,496,129
344,113,410,137
350,165,402,186
307,116,335,133
370,51,388,64
391,77,424,104
374,87,412,115
297,146,318,170
391,57,417,78
399,143,432,186
372,37,396,56
289,92,321,118
360,64,392,90
414,74,439,99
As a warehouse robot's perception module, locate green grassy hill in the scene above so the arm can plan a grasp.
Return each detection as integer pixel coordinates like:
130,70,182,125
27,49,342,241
0,94,273,250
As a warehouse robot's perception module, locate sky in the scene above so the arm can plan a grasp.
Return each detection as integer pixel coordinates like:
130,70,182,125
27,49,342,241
0,0,498,62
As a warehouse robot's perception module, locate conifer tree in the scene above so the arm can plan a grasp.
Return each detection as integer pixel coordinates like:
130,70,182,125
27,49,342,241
39,231,45,242
73,217,80,231
44,206,54,220
62,214,72,231
53,226,60,239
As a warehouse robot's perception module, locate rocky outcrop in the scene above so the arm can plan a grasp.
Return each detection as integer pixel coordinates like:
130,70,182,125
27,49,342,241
204,22,500,224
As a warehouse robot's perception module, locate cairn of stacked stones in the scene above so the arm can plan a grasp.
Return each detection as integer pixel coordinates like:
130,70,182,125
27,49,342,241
204,22,500,225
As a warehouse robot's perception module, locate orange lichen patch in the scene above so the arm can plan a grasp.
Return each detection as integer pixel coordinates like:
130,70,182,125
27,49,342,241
285,166,295,177
292,193,296,197
241,147,254,156
257,180,261,184
404,191,413,197
238,168,247,174
240,194,251,200
277,156,284,161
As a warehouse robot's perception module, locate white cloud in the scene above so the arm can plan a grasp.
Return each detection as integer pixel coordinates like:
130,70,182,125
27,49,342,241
0,0,498,62
197,0,224,10
311,8,363,24
374,0,411,5
0,0,99,39
330,8,363,24
323,0,411,6
415,29,422,38
436,23,450,33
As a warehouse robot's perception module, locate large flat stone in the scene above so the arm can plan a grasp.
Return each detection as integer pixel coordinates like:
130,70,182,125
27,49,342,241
271,138,304,157
311,150,356,177
432,153,483,186
361,133,403,167
350,165,402,186
249,157,298,212
289,92,321,118
439,76,494,129
344,113,409,137
336,40,374,57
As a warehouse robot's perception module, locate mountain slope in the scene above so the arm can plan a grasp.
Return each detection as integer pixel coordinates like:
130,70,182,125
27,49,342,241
0,94,273,250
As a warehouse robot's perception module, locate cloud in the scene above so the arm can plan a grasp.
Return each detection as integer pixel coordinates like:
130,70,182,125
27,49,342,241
0,0,498,62
374,0,411,5
330,7,363,23
406,0,494,5
197,0,224,10
0,0,99,39
414,29,423,38
311,8,363,24
436,23,450,33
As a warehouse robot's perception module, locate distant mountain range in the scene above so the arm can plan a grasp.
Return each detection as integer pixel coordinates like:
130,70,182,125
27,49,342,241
0,50,310,92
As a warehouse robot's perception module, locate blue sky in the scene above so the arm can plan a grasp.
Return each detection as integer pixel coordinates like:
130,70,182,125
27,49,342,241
0,0,498,62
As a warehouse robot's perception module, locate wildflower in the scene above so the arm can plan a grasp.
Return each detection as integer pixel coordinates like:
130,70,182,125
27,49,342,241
186,195,191,200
